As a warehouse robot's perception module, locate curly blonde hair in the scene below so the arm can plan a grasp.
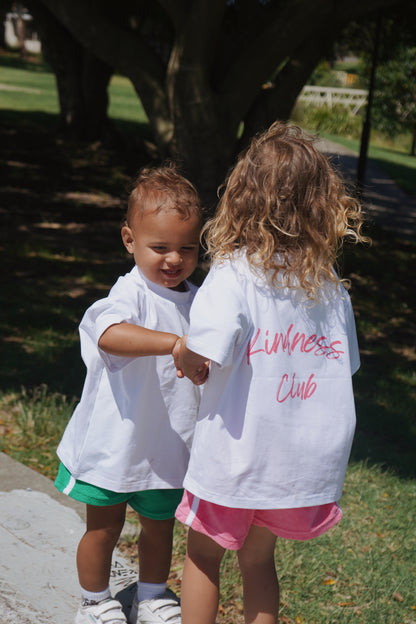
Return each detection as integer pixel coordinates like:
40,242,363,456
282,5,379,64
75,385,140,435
203,122,368,299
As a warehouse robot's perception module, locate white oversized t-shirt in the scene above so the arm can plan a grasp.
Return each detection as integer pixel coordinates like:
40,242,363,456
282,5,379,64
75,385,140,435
184,255,360,509
57,266,200,493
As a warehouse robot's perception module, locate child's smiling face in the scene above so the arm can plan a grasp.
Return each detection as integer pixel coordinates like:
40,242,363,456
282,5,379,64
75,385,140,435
122,206,200,291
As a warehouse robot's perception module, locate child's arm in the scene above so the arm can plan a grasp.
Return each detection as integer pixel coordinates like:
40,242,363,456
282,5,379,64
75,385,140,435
98,322,179,357
173,336,209,385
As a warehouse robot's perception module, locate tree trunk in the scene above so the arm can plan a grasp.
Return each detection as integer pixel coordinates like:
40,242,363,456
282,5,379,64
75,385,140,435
82,52,113,141
166,45,236,204
160,1,236,203
28,0,113,141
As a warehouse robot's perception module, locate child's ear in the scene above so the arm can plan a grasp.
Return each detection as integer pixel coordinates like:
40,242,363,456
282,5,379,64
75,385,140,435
121,225,134,254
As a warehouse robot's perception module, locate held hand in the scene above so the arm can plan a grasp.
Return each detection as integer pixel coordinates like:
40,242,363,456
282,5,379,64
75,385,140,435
172,336,210,385
172,337,185,378
190,361,210,385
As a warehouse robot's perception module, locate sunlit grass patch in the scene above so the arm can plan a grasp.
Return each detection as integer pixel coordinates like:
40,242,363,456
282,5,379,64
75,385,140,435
0,386,76,477
0,62,59,112
270,463,416,623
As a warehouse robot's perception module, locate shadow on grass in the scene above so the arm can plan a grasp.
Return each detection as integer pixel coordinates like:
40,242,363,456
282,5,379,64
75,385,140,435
341,226,416,479
0,50,50,72
0,113,141,395
0,247,132,395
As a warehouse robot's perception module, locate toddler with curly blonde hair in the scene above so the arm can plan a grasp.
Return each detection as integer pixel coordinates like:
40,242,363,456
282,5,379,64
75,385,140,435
173,122,368,624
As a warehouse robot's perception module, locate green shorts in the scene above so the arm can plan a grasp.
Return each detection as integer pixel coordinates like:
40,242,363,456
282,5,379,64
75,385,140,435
55,463,183,520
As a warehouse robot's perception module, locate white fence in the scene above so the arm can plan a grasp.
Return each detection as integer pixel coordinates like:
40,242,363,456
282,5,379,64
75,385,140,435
4,11,42,54
298,85,368,115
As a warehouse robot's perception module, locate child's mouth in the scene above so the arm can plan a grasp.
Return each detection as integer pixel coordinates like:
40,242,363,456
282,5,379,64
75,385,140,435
162,269,182,278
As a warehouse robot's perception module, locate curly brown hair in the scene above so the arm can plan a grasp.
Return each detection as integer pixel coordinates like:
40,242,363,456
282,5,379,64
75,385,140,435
203,122,368,300
126,164,201,225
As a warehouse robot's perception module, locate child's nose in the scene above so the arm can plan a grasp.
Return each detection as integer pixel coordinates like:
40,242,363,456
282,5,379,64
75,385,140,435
166,250,182,265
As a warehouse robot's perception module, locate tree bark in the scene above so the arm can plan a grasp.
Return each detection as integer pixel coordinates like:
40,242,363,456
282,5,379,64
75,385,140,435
28,0,113,141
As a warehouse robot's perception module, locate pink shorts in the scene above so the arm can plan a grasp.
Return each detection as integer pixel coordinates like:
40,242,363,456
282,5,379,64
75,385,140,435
175,490,342,550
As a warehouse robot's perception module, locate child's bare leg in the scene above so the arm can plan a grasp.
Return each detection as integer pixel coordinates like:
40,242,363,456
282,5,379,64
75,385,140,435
137,515,175,582
77,502,126,591
237,525,279,624
181,528,226,624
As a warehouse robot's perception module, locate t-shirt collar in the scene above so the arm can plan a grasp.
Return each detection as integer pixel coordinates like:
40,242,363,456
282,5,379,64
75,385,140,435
134,266,192,303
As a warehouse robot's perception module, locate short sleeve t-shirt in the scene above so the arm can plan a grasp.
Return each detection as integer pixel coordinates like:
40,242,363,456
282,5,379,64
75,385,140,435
184,255,360,509
57,266,200,493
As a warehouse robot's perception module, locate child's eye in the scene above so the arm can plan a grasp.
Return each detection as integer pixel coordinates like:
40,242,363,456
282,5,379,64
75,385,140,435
152,246,166,252
181,246,196,252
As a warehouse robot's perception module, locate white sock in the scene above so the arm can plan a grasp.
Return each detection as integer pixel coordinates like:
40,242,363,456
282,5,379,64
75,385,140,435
81,585,111,604
136,581,167,602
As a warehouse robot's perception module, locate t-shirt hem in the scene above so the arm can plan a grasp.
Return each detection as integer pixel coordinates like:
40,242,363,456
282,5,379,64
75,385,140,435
183,478,344,510
58,458,186,493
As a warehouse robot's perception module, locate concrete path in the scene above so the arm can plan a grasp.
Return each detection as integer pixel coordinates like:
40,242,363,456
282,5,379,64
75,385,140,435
0,453,137,623
0,139,414,624
316,138,416,241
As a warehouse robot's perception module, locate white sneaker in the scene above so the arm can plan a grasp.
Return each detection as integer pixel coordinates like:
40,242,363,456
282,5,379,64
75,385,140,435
75,598,127,623
129,589,181,624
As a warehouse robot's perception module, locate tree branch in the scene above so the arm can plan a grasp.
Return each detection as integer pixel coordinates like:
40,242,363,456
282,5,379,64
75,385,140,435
218,0,402,125
239,30,335,148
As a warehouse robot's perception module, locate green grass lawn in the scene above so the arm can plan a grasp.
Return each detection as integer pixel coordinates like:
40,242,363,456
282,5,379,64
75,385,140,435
0,51,149,133
1,51,415,624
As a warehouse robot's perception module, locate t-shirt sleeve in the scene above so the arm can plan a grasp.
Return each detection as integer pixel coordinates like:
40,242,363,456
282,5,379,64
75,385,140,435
187,265,250,367
79,293,141,373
